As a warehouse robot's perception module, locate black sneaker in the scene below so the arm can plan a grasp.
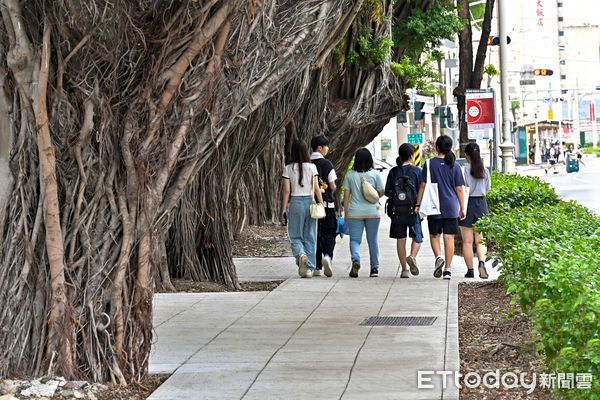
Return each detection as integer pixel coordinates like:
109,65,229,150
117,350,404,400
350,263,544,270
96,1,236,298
370,268,379,277
433,257,445,278
442,270,452,280
478,261,489,279
349,261,360,278
464,269,475,278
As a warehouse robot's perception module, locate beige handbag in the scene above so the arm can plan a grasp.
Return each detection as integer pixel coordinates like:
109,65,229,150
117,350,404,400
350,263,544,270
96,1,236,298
310,203,326,219
360,173,380,204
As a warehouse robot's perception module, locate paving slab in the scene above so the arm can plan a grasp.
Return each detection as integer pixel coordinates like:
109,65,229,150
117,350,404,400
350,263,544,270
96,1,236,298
149,218,500,399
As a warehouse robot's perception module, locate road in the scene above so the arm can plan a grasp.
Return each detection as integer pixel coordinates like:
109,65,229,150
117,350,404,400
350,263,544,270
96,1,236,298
517,157,600,214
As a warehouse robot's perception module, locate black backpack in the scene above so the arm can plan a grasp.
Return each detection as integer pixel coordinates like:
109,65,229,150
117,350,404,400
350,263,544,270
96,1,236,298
385,166,418,225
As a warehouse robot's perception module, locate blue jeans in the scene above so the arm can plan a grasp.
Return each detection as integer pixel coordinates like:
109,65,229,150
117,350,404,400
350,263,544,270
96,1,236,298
287,196,317,269
347,218,381,268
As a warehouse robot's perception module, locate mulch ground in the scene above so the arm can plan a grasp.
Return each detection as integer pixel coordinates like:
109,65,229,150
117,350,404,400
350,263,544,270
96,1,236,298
459,281,553,400
170,279,284,293
92,374,169,400
232,223,291,257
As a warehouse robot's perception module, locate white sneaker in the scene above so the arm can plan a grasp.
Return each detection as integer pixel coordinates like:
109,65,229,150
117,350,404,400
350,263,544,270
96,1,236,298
407,255,419,276
322,256,333,277
313,269,323,277
303,269,313,278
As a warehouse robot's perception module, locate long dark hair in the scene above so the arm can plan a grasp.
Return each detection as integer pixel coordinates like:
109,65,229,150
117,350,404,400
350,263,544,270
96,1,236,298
290,139,310,187
353,148,374,172
396,143,415,166
465,142,485,179
435,135,455,167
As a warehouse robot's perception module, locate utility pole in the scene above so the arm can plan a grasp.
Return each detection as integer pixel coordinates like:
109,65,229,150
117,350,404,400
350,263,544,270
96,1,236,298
498,0,515,173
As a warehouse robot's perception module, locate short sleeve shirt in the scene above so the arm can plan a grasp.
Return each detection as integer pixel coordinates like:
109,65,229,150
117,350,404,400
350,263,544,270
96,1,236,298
283,163,318,196
422,158,465,219
463,165,491,197
385,165,423,198
343,170,384,217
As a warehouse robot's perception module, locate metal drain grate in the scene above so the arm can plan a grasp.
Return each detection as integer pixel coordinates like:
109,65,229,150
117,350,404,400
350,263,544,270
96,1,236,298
360,316,437,326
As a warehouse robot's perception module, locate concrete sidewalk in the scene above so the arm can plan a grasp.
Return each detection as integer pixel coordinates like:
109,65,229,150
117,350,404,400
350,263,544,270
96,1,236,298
149,218,498,400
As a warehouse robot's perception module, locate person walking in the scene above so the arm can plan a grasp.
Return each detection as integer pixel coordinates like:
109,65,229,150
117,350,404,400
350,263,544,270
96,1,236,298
415,135,466,280
545,143,559,174
282,140,324,278
576,143,586,167
311,135,337,277
343,148,385,278
459,143,490,279
385,143,423,278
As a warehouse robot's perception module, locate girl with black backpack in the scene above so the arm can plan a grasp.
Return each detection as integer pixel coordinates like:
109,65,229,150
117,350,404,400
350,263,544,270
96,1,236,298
385,144,423,278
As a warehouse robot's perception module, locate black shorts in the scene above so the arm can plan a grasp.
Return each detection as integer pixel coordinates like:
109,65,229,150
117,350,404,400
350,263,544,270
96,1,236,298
577,153,582,159
428,217,459,235
549,159,556,165
390,221,423,243
458,197,489,228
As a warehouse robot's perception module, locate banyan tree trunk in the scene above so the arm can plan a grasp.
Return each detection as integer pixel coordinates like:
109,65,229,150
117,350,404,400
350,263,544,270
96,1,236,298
167,0,438,288
0,0,365,382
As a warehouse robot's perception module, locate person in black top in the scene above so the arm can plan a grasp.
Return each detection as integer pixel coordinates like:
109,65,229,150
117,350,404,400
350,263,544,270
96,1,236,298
310,135,338,277
385,144,423,278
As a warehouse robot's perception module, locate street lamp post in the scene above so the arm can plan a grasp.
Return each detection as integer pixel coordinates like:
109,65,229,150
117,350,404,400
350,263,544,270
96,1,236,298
498,0,515,173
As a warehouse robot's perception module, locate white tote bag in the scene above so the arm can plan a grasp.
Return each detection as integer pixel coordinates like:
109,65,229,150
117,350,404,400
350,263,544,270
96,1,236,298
419,160,441,218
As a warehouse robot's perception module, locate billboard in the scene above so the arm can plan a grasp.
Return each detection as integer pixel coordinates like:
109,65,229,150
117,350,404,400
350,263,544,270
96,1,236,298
466,90,496,140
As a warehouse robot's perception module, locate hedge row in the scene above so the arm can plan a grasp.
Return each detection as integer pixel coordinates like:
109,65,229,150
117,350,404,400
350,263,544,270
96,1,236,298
477,173,599,399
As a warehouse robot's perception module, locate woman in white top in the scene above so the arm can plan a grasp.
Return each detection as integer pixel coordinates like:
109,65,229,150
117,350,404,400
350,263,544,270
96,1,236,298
459,143,491,279
282,140,324,278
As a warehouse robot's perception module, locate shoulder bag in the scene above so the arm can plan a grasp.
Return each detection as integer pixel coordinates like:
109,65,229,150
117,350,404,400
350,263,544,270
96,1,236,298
419,160,441,218
360,172,380,204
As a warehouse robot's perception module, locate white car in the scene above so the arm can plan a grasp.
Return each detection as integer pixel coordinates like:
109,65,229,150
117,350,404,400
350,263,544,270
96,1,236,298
373,158,394,188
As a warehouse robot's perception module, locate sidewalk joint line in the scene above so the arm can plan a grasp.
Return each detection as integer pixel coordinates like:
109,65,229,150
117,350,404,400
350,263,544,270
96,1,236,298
154,296,207,329
165,290,273,376
339,264,401,400
240,280,340,399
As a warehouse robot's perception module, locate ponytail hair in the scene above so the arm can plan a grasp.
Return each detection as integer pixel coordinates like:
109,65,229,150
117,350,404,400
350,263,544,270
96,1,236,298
396,143,415,166
465,142,485,179
290,139,310,187
435,135,455,167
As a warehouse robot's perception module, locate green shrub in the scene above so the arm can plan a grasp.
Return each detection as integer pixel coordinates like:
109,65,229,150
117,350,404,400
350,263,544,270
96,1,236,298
485,172,560,213
477,174,600,398
582,147,600,157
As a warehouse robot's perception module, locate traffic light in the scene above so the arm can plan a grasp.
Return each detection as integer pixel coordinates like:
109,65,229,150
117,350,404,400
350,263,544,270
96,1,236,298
397,112,407,123
414,101,425,121
438,106,454,128
534,69,554,76
487,36,511,46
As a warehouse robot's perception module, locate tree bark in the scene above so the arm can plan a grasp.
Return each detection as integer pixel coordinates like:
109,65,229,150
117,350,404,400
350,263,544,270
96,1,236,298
455,0,494,156
0,0,372,381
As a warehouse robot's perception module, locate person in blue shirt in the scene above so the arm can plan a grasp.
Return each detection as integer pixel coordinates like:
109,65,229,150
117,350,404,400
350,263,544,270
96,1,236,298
385,143,423,278
415,135,466,280
343,148,385,278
